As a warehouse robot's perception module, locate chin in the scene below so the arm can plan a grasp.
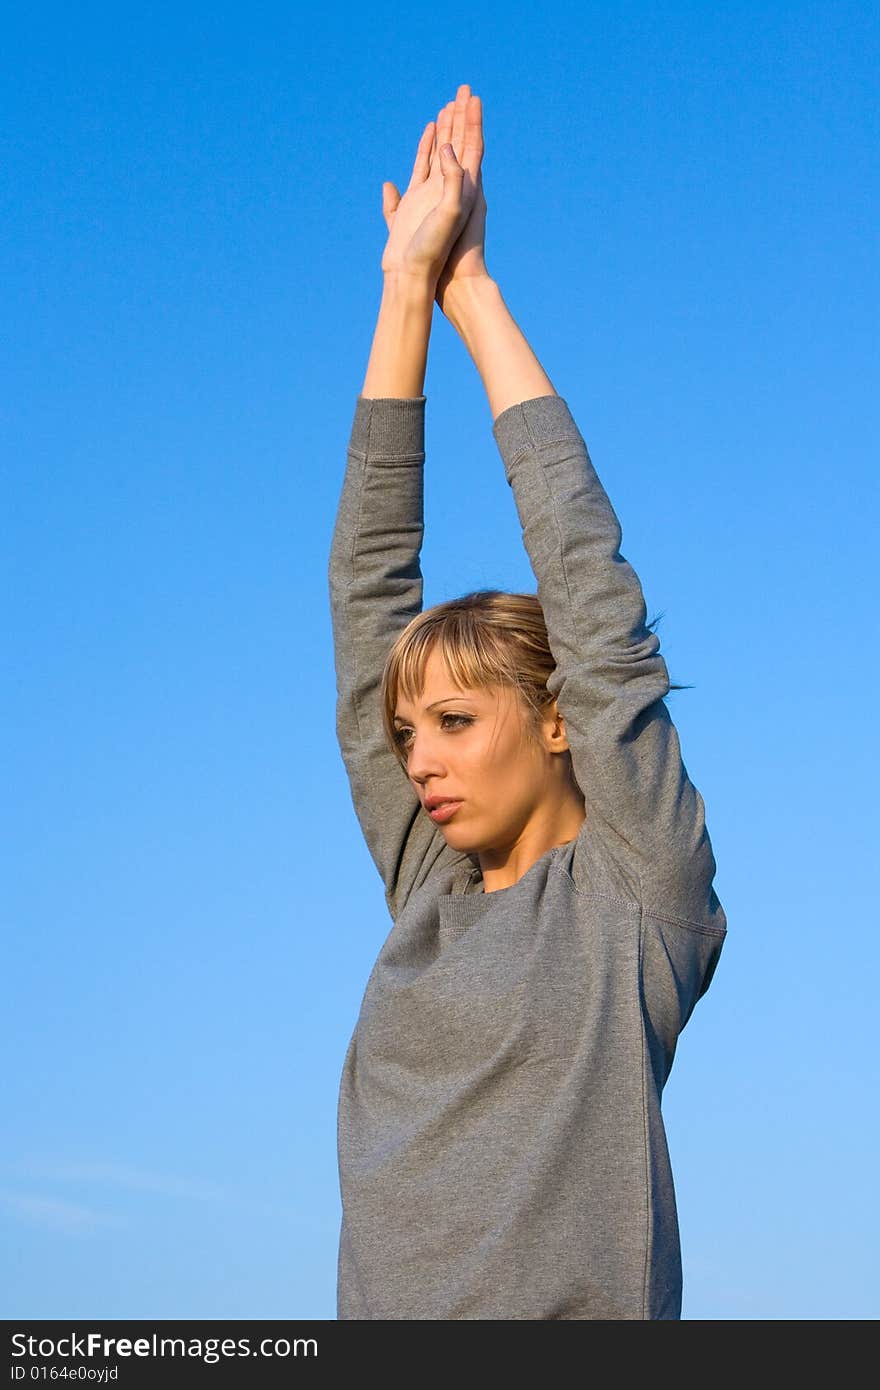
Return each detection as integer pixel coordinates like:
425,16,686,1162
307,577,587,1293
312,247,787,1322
440,824,471,847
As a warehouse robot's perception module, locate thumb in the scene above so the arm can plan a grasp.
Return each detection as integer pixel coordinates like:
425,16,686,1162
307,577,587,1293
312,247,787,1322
438,144,465,205
382,181,401,228
439,143,463,177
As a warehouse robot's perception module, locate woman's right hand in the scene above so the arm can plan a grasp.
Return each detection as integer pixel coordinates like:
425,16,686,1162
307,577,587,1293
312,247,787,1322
380,85,481,287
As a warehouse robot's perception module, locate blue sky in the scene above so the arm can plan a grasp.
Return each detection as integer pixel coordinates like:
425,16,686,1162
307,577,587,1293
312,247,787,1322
2,0,877,1320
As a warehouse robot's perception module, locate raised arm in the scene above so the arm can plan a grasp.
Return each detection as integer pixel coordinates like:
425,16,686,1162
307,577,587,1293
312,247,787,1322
329,90,484,918
436,101,724,934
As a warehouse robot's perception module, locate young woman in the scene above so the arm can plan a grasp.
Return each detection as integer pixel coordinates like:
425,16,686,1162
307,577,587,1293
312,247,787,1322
328,84,727,1320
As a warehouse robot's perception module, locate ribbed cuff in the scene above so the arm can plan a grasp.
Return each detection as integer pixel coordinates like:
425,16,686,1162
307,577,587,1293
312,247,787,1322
492,395,584,476
349,395,426,459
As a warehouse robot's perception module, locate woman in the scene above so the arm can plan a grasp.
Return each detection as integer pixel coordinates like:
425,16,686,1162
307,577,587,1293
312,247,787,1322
328,84,727,1320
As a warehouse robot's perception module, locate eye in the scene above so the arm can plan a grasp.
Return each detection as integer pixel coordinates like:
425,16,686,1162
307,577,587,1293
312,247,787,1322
393,713,474,749
440,713,473,732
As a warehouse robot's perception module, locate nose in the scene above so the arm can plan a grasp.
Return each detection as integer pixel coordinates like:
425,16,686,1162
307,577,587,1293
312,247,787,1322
405,729,446,786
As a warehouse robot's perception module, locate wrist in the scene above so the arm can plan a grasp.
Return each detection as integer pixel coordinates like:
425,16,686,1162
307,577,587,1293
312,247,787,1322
382,269,438,304
361,274,435,399
438,274,500,332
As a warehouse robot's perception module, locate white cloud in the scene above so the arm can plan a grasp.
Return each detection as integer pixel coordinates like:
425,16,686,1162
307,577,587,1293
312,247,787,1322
8,1159,224,1202
0,1188,117,1233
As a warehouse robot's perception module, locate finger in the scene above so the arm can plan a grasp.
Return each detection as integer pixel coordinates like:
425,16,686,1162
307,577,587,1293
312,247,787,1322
438,99,454,140
407,121,435,189
382,181,402,228
451,83,470,162
461,94,483,182
429,102,453,181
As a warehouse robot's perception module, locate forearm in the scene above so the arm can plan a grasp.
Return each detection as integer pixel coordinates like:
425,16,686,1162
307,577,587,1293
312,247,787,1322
362,274,436,398
441,276,557,420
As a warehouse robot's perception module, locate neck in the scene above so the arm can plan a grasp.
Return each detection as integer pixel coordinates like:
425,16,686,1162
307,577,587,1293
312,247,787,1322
478,786,587,894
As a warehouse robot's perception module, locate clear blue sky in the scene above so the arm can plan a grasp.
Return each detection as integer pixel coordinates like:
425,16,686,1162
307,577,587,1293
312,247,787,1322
2,0,877,1321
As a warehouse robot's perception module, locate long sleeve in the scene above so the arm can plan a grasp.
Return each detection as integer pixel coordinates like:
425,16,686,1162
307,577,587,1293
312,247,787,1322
328,395,464,920
492,395,726,937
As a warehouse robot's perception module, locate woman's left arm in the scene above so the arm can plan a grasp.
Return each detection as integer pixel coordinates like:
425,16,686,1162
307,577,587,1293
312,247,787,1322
444,280,724,930
438,94,725,1059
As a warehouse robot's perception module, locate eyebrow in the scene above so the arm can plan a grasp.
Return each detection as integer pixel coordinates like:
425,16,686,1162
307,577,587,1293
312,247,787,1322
393,696,476,725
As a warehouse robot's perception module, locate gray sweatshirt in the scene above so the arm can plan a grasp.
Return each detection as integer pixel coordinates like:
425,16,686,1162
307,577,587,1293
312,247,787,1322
328,392,727,1320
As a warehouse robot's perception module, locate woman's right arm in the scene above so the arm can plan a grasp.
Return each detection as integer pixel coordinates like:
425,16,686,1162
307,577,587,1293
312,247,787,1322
329,277,458,919
328,93,483,919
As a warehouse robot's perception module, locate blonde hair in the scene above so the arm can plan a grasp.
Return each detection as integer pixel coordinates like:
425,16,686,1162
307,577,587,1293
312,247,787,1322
380,589,562,772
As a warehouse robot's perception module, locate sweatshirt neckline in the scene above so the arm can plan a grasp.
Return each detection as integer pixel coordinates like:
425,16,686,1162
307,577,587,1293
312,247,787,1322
455,843,566,898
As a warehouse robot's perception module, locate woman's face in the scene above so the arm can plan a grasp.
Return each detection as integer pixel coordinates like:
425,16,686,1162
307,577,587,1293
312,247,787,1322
393,646,566,855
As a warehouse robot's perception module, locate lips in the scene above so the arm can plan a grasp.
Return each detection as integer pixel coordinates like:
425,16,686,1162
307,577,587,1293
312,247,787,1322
427,799,463,823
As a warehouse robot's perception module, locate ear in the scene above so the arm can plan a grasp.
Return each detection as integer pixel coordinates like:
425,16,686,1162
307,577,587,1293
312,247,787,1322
551,715,571,754
542,699,571,754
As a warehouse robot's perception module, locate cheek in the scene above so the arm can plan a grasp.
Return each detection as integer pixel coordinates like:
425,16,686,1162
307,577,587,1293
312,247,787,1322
476,731,535,789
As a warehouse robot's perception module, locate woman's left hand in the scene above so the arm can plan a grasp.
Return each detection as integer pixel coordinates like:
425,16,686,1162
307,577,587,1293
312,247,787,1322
432,87,488,316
